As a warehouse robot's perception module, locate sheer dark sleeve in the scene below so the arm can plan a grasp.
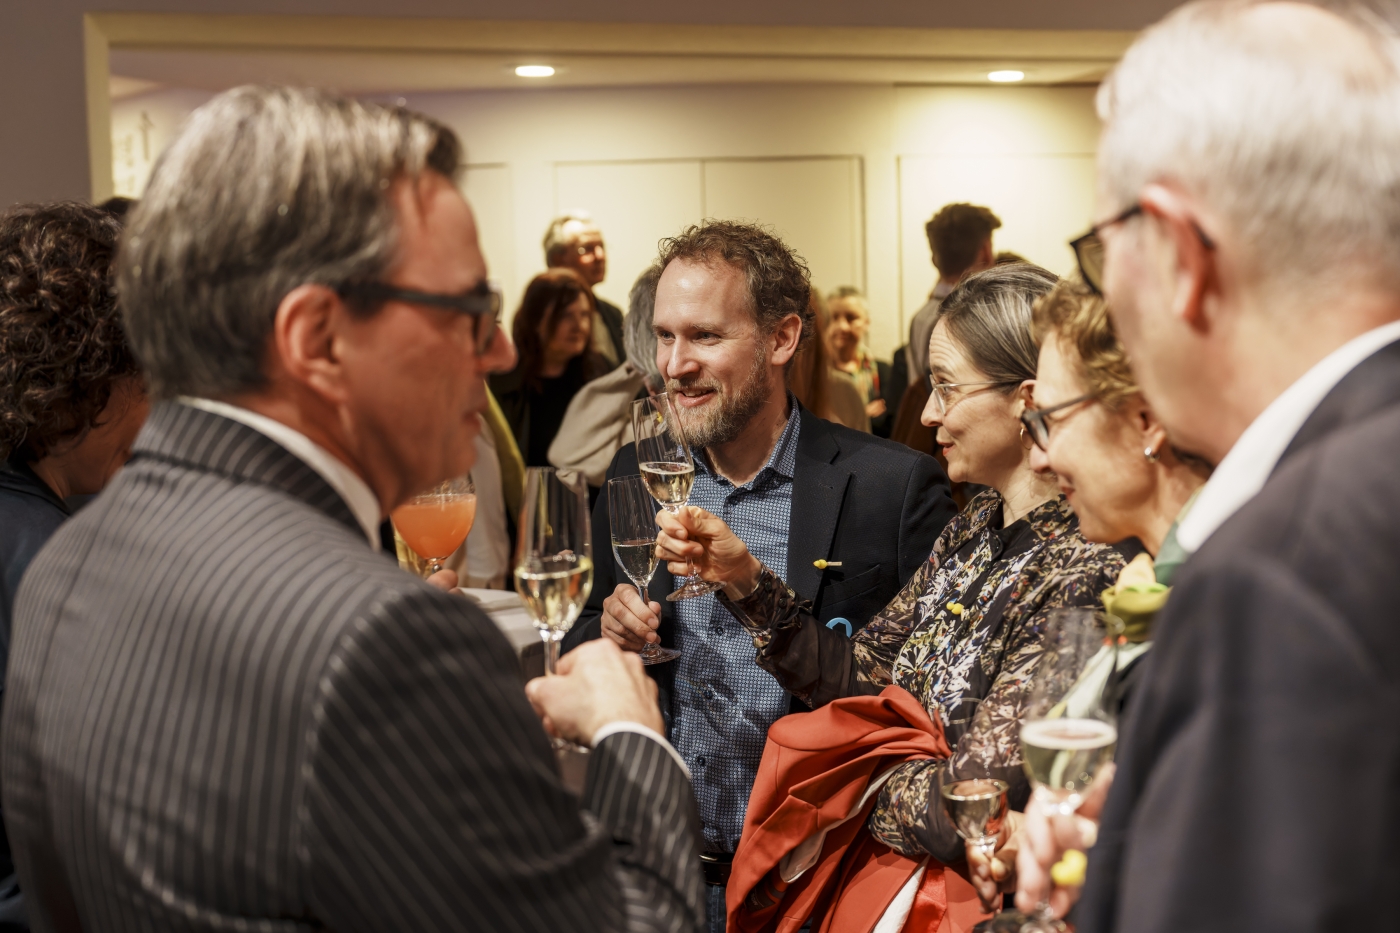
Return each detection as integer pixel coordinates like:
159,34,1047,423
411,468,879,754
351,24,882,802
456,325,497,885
718,558,936,709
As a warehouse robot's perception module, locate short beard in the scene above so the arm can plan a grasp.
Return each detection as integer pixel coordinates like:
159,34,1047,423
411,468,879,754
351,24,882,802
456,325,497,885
669,344,773,450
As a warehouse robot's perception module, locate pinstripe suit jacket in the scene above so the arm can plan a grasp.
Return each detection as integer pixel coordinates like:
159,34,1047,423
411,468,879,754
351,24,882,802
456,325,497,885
1,402,704,933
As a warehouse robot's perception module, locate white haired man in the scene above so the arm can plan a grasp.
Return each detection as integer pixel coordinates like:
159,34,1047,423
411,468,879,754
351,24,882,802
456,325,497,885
1009,3,1400,931
544,211,626,368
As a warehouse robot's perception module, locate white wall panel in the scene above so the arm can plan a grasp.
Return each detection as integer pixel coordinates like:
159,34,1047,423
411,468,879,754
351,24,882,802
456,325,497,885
897,153,1096,326
554,160,703,312
460,163,519,329
702,157,864,298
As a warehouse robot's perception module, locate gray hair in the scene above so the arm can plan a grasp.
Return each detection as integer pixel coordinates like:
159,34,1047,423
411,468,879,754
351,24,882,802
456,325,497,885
827,286,870,318
625,263,663,378
937,262,1057,387
118,86,461,400
1097,1,1400,295
542,210,595,266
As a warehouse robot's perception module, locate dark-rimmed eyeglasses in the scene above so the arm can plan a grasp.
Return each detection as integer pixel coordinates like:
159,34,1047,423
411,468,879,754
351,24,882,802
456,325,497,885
1069,203,1216,296
926,375,1022,415
1020,393,1097,450
337,280,503,355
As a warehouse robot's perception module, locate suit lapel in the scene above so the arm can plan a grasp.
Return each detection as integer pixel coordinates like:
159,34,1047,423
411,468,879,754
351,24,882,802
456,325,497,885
1280,339,1400,466
133,401,363,538
786,409,853,603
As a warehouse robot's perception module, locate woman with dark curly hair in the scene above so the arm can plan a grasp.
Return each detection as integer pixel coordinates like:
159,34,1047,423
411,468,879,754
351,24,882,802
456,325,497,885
0,201,148,640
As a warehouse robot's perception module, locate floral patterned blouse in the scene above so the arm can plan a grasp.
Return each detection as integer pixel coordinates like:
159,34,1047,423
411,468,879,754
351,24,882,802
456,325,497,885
719,489,1133,862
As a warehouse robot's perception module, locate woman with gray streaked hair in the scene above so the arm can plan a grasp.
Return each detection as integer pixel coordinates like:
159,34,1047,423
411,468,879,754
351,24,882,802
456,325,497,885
654,263,1137,915
547,263,665,487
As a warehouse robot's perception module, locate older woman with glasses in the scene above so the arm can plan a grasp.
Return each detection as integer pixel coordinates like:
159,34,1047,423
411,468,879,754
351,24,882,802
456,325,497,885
654,263,1133,879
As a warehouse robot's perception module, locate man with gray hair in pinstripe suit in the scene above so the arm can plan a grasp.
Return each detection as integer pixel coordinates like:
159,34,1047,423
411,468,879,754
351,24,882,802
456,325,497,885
2,86,704,933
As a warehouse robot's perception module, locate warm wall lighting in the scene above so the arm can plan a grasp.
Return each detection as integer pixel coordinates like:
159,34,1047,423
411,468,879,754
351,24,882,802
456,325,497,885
515,65,556,78
988,70,1026,83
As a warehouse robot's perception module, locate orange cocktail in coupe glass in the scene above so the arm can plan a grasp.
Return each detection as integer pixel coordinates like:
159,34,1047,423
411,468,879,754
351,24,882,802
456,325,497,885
391,476,476,575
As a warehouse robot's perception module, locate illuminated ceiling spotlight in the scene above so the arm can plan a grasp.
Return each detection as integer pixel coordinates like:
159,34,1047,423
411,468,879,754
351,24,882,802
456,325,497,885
987,70,1026,83
515,65,556,78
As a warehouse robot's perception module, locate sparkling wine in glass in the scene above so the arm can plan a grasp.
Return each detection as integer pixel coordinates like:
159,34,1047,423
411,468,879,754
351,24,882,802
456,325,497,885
514,467,593,691
941,777,1009,864
607,475,681,665
1018,607,1119,933
391,475,476,575
631,394,721,601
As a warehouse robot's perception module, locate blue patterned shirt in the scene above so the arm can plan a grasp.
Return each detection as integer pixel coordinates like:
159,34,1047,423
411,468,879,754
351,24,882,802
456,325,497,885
671,401,800,853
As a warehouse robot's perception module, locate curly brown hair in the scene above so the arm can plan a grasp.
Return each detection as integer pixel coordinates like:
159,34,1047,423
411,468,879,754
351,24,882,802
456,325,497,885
0,201,139,461
1029,276,1137,408
656,220,813,359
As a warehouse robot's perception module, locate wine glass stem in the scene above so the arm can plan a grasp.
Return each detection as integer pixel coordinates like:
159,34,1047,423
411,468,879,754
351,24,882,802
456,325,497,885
430,558,444,574
543,632,561,676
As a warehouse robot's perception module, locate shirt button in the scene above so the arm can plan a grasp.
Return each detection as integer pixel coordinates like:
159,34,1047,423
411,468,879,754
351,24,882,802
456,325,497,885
703,686,715,700
697,757,707,767
712,624,724,635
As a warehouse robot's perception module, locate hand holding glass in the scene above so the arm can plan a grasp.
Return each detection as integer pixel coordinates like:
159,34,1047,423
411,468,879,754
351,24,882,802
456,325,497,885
1017,608,1119,933
631,394,721,601
607,475,681,665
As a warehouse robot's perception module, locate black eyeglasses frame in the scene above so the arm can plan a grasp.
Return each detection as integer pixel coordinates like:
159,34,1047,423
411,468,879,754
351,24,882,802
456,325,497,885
1069,203,1217,297
337,280,503,355
1020,392,1098,451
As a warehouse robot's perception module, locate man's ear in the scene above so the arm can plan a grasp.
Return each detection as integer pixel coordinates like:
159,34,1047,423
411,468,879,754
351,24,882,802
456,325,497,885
271,284,352,404
769,313,804,367
1139,183,1216,335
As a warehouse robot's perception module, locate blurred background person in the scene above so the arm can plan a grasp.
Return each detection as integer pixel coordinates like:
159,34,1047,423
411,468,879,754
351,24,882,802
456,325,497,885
655,263,1131,897
827,286,896,437
892,203,1001,454
0,200,148,640
0,199,148,933
549,263,663,488
490,268,609,468
543,210,625,369
791,287,867,430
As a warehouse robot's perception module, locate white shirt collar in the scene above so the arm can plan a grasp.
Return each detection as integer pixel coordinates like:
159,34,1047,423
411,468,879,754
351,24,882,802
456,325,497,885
1175,319,1400,552
178,397,383,551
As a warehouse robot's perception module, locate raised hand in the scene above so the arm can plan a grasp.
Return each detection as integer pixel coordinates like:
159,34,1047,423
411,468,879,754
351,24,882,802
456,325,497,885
600,583,663,651
525,639,663,745
655,506,762,599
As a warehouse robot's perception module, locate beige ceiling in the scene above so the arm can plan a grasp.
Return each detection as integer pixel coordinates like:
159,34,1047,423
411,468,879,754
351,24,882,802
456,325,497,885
100,15,1132,98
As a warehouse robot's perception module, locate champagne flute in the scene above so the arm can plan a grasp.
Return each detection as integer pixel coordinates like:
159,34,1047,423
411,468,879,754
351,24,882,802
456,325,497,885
514,468,594,750
1018,608,1119,933
391,475,476,575
940,701,1010,875
607,475,681,665
631,394,722,601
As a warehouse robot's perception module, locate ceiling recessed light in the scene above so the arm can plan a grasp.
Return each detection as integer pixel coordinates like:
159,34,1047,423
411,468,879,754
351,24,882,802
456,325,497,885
515,65,556,78
988,70,1026,83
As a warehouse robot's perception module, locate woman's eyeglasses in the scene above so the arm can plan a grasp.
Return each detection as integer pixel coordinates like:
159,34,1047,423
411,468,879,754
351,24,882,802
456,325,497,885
926,375,1022,415
1020,393,1097,450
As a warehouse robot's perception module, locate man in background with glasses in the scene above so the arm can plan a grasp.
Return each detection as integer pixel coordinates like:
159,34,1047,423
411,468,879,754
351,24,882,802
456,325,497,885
3,87,705,932
544,210,627,369
1017,3,1400,931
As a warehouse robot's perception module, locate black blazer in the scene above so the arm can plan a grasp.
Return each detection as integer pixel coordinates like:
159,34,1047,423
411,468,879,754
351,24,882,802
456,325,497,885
597,296,627,369
564,404,957,720
1079,340,1400,933
2,402,704,933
